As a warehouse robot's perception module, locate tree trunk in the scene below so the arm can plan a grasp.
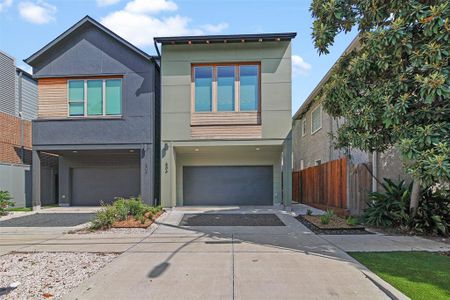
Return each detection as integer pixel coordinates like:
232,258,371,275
410,179,421,217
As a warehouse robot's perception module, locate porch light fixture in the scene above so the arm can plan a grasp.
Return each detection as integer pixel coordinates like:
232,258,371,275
256,148,260,151
72,150,78,153
129,150,134,153
194,148,199,152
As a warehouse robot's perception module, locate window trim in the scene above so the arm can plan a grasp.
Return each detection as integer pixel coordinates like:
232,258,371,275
310,105,322,135
302,119,307,136
191,62,261,114
67,77,123,118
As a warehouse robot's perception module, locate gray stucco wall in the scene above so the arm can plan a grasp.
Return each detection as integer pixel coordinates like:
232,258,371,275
0,164,32,207
31,21,157,147
292,103,369,170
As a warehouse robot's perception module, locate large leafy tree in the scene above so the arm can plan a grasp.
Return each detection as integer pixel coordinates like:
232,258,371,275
310,0,449,216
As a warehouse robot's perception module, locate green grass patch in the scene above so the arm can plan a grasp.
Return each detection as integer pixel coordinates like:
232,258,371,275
349,251,450,300
5,207,32,212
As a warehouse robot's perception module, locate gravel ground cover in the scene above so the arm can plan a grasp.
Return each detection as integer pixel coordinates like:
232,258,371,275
296,215,373,235
0,252,118,299
180,213,286,226
0,213,95,227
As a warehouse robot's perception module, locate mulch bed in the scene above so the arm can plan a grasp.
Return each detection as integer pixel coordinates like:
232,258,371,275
112,211,164,229
296,215,373,235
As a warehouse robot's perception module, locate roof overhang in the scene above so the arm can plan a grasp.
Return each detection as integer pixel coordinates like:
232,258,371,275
154,32,297,45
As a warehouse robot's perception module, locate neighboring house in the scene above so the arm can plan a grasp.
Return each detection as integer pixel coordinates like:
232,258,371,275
292,37,408,192
24,16,160,209
0,50,37,207
155,33,296,207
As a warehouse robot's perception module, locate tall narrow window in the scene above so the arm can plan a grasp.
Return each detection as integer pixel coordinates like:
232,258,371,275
87,80,103,115
68,80,84,116
311,105,322,134
105,79,122,115
194,67,213,112
217,66,235,111
239,65,258,111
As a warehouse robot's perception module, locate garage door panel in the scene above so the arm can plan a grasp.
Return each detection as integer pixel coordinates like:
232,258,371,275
183,166,273,206
72,167,139,206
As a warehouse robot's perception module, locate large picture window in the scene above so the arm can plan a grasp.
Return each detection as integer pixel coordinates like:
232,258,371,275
193,63,260,113
68,78,122,117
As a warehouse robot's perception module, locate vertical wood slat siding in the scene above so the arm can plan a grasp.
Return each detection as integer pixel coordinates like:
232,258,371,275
292,157,348,216
38,78,67,118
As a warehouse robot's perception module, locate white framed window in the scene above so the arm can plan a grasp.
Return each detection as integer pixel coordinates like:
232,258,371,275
311,105,322,134
68,78,122,117
302,119,307,136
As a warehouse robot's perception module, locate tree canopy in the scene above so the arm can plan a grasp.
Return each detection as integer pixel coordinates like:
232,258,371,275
310,0,449,188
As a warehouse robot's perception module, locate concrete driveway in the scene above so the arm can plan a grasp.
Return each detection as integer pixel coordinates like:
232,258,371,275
64,207,406,300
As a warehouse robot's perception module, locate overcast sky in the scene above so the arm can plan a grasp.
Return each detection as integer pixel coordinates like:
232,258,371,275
0,0,357,114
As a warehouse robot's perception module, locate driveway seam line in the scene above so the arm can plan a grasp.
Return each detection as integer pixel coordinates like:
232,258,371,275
232,233,235,300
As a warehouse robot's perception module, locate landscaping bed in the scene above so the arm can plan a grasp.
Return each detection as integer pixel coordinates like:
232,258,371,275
0,252,118,299
89,197,164,231
296,215,372,235
350,251,450,300
112,210,164,228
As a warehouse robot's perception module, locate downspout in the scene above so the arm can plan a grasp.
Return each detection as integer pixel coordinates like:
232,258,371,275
18,70,24,164
372,151,378,192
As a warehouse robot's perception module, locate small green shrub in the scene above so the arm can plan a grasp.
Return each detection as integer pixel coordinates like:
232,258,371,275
90,205,117,230
0,190,14,216
411,187,449,236
306,209,313,216
114,198,129,221
90,197,163,230
346,215,359,226
363,179,411,227
320,209,334,225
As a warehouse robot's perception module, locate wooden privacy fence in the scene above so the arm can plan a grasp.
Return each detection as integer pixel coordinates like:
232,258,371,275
292,157,348,215
292,157,372,216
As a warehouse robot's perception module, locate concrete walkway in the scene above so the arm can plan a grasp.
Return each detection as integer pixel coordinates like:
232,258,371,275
63,207,406,300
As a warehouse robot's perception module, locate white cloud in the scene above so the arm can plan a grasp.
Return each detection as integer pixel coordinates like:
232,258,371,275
124,0,176,14
200,23,228,34
101,0,228,47
292,55,311,76
97,0,120,7
18,0,56,24
0,0,13,12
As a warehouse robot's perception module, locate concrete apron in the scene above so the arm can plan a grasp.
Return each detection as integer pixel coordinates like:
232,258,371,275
64,207,408,300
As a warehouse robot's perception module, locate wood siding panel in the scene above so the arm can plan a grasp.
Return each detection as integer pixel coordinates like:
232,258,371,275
191,112,261,126
292,157,349,216
38,78,67,119
191,125,262,139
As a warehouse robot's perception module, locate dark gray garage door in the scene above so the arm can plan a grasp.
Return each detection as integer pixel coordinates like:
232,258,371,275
183,166,273,206
72,167,140,206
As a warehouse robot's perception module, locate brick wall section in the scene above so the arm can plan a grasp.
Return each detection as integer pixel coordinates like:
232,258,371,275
0,111,32,165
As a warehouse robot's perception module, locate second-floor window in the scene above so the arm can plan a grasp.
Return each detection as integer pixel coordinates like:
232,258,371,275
68,78,122,117
193,63,260,113
311,105,322,134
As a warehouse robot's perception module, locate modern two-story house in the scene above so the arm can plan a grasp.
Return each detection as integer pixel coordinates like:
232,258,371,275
155,33,296,207
25,16,160,208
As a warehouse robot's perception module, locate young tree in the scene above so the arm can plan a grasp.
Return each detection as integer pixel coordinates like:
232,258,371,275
310,0,449,216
